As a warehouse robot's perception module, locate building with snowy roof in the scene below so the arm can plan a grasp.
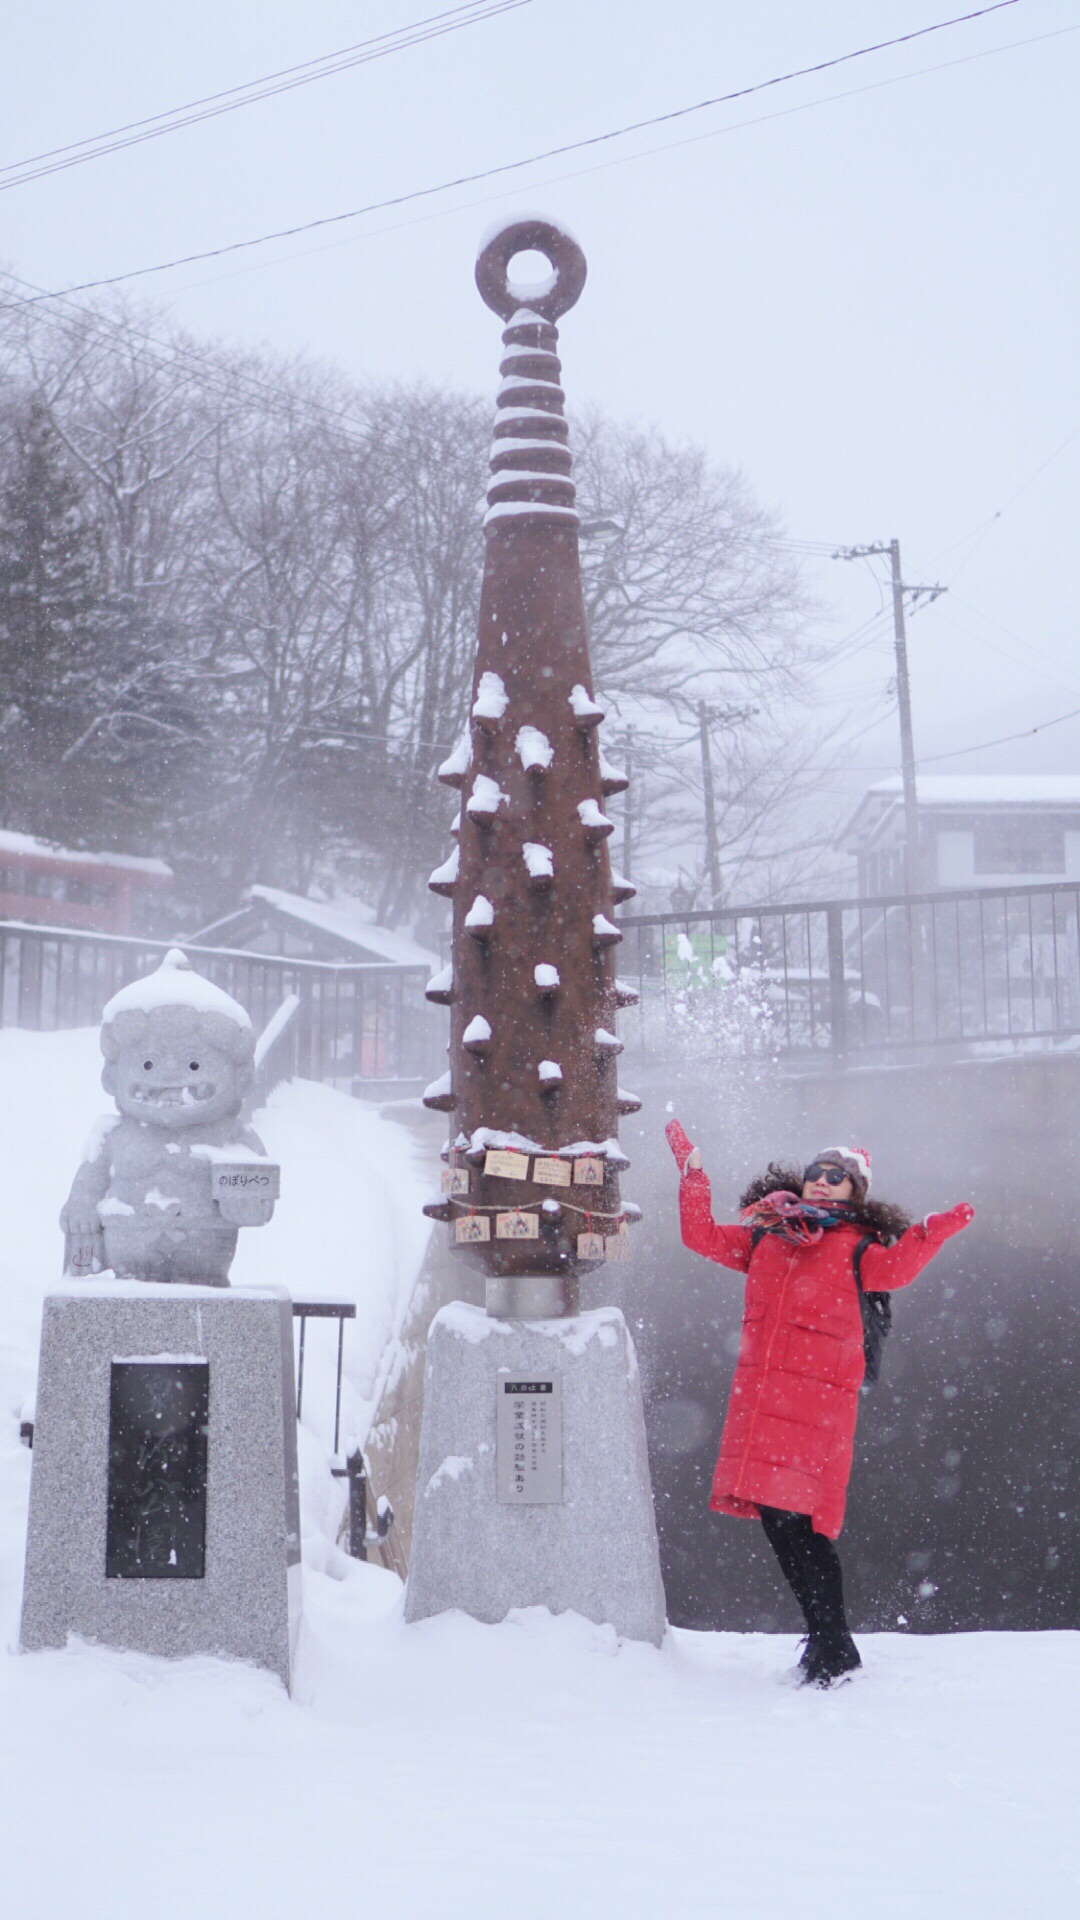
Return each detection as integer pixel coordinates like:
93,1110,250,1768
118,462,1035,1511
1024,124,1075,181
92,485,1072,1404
190,884,439,971
840,776,1080,897
0,829,172,934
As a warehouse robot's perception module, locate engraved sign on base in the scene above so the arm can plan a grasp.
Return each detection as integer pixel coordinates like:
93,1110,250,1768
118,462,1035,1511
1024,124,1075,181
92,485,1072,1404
496,1369,563,1503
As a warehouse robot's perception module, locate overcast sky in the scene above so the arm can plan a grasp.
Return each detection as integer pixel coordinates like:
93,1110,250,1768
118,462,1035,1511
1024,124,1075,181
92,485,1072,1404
2,0,1078,817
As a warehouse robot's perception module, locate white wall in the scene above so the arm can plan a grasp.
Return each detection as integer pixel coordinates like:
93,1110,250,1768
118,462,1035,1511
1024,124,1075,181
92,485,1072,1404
935,830,974,886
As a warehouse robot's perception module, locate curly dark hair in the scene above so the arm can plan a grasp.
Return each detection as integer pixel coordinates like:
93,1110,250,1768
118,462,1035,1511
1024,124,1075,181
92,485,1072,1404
737,1162,911,1245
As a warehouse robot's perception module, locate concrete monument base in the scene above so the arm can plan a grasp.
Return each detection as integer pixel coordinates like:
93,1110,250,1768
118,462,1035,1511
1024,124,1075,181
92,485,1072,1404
404,1301,666,1645
20,1281,301,1688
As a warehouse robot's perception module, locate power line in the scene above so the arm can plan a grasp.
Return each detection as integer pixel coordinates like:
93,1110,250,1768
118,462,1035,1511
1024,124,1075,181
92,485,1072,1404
0,264,400,463
917,703,1080,764
8,2,1030,303
929,605,1080,699
927,421,1080,577
0,3,530,193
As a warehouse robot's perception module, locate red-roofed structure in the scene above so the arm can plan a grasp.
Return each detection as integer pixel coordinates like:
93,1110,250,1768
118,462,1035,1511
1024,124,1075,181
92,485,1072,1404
0,830,172,934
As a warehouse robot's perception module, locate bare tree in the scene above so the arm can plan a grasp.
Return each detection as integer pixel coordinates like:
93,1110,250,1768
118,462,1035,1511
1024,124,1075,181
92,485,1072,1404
0,291,828,926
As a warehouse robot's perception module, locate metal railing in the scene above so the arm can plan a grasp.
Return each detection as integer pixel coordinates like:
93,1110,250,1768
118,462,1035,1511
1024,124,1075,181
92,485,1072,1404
9,879,1078,1083
616,879,1080,1066
0,919,439,1096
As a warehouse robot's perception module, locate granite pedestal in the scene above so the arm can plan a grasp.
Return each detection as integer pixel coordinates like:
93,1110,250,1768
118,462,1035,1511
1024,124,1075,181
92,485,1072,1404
20,1281,301,1688
404,1302,667,1645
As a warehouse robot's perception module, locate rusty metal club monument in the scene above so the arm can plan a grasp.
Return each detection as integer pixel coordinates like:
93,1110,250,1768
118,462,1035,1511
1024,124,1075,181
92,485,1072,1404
405,217,666,1645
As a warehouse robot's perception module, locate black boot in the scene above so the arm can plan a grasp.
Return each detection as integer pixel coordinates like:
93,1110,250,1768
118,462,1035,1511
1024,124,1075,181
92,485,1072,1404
804,1631,862,1688
762,1509,861,1688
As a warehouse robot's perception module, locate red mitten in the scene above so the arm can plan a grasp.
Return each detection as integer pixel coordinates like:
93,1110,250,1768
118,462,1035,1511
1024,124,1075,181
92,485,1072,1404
924,1202,975,1240
665,1118,695,1173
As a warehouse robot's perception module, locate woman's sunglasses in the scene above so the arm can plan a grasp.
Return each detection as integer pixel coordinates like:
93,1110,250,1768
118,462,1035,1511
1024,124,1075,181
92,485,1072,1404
803,1163,851,1187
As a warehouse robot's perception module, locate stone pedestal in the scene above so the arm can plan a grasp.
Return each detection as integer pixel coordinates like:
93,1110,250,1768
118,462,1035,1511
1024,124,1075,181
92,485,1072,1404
404,1302,666,1645
20,1281,301,1688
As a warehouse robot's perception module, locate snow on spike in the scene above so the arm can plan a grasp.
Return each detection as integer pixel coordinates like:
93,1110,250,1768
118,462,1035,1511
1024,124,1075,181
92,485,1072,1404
569,684,604,728
425,964,455,1006
578,798,615,842
516,725,554,773
422,1071,455,1112
437,731,471,788
599,751,629,795
464,895,494,939
428,848,460,896
523,841,554,889
472,671,508,731
466,774,508,824
462,1014,493,1054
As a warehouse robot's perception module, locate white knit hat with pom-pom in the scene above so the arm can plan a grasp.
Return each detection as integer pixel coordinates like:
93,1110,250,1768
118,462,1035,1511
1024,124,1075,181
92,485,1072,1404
812,1145,872,1202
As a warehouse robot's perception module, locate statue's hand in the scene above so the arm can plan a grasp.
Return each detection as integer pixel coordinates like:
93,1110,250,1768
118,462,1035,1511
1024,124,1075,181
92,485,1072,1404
64,1227,103,1275
216,1194,275,1228
60,1197,107,1276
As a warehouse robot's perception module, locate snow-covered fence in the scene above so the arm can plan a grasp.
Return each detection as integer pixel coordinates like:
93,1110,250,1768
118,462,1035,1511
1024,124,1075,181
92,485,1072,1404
616,878,1080,1067
0,920,440,1097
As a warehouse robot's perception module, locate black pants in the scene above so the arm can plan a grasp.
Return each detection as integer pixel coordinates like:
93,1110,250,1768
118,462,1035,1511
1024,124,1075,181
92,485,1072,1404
759,1505,851,1644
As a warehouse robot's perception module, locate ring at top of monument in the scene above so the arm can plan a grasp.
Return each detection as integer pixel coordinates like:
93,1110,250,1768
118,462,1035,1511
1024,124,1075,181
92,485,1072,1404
475,214,587,323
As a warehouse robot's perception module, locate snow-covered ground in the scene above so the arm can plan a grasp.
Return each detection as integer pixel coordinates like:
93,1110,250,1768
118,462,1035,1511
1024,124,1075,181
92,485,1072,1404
0,1032,1076,1919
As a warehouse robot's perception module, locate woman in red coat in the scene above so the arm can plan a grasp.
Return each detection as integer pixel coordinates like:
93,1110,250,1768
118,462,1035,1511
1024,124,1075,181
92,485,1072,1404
667,1123,973,1686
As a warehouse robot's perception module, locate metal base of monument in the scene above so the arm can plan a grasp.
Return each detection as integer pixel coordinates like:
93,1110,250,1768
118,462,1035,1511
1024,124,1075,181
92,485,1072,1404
484,1271,578,1320
20,1281,301,1689
404,1300,667,1646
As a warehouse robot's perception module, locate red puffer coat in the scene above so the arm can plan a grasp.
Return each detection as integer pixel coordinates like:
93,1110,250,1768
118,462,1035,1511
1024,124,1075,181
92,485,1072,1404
679,1169,974,1538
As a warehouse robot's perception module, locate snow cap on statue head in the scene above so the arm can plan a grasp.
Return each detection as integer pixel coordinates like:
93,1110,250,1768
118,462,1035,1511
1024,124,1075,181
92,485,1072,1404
812,1146,872,1203
100,949,256,1125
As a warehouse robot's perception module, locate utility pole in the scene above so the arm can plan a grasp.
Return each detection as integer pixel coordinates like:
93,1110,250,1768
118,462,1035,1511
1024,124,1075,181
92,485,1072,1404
621,726,634,879
888,538,920,894
835,539,945,894
698,700,722,907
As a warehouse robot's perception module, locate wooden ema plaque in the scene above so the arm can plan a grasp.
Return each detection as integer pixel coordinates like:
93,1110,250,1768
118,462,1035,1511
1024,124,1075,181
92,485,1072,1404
455,1214,491,1244
483,1149,530,1181
533,1157,571,1188
495,1210,539,1240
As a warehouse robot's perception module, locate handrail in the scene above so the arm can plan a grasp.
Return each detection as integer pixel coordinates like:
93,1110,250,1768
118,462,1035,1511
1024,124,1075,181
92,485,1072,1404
614,877,1080,1066
253,993,302,1071
0,916,430,978
617,875,1080,928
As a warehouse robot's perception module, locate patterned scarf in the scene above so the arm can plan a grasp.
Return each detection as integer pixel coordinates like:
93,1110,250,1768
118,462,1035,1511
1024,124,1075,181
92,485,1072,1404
740,1190,857,1246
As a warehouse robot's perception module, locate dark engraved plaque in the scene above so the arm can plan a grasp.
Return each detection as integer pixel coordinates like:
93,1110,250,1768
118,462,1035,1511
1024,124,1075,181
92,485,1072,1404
106,1362,209,1579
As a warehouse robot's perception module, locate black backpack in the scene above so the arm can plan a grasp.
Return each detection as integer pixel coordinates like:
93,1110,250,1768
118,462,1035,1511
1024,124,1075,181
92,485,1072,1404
852,1235,892,1386
749,1226,892,1386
